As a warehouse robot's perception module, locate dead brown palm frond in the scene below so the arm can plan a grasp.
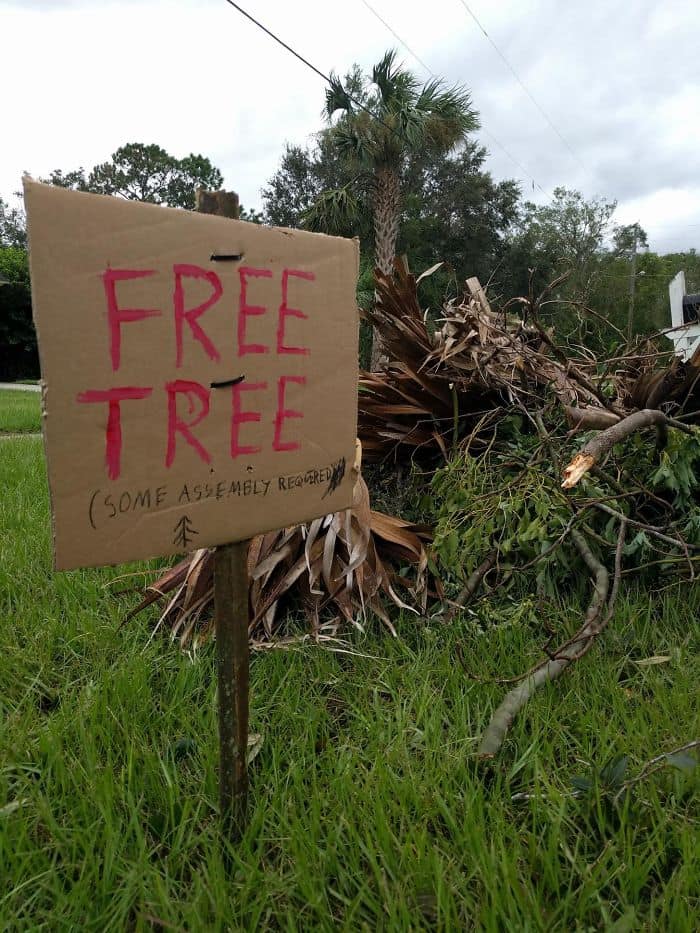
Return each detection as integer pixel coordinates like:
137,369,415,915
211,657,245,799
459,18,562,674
358,264,597,462
625,342,700,413
126,475,434,647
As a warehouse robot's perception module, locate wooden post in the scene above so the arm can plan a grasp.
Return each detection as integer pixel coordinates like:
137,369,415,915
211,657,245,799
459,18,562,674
196,187,250,839
214,541,250,838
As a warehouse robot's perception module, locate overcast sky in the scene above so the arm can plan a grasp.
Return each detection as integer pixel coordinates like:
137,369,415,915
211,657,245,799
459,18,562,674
2,0,699,254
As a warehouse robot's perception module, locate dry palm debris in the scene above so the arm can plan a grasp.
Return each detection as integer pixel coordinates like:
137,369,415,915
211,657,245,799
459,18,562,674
359,263,700,466
126,473,434,648
358,264,607,462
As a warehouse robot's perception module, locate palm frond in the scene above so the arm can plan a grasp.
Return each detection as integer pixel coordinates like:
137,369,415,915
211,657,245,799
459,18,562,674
417,82,479,149
331,123,377,165
127,473,436,646
371,49,400,101
358,262,601,462
324,74,354,120
301,185,360,235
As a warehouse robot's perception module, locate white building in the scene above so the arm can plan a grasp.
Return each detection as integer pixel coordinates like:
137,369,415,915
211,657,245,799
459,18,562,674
668,271,700,360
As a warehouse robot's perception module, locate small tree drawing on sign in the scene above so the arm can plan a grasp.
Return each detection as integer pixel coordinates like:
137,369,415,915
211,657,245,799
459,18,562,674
173,515,198,549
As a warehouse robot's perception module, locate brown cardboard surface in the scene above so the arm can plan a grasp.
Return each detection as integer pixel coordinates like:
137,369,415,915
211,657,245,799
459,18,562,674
23,180,359,570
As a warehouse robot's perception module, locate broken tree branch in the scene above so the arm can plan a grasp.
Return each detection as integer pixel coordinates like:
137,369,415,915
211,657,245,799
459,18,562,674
564,406,621,432
562,409,693,489
477,527,611,758
445,548,499,620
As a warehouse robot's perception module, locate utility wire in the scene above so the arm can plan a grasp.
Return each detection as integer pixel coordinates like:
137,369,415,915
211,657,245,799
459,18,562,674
359,0,548,195
456,0,587,173
359,0,433,75
479,130,548,196
221,0,408,146
223,0,549,197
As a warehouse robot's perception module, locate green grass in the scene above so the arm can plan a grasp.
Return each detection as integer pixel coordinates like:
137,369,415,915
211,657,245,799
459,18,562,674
0,389,41,434
1,435,698,930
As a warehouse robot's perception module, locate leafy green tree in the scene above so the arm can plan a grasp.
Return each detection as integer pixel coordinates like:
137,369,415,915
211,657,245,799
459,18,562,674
0,197,27,249
503,187,617,297
612,222,649,256
310,51,478,284
43,143,224,210
0,247,36,380
262,135,362,235
398,142,520,302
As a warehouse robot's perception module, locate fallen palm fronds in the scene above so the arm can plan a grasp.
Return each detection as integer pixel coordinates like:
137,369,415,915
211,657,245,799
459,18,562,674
358,265,618,462
126,474,434,647
359,264,700,466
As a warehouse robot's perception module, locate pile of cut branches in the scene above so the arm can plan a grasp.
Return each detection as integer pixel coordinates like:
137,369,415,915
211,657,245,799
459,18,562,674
358,264,617,461
128,260,700,756
358,262,700,755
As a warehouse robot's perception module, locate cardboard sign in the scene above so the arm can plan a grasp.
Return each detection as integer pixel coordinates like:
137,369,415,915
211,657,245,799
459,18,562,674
24,180,359,570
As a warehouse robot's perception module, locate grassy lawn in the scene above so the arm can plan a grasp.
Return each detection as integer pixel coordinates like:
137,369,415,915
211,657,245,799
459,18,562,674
1,435,698,930
0,389,41,434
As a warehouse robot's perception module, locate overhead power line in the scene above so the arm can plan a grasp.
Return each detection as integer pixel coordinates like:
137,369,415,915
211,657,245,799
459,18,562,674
359,0,433,75
223,0,549,198
456,0,587,173
358,0,548,195
221,0,409,147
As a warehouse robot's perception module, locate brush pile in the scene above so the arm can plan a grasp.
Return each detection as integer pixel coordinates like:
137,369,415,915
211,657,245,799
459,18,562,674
359,262,700,462
128,260,700,754
356,262,700,755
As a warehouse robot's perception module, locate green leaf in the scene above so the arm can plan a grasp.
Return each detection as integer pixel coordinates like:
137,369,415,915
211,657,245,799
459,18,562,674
665,750,698,772
571,774,593,793
600,754,629,788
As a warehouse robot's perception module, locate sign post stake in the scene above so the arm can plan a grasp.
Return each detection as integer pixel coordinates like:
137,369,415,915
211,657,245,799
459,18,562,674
213,540,250,839
196,188,250,840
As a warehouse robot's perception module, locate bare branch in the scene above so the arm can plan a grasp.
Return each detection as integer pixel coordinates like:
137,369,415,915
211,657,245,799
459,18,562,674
562,409,693,489
564,406,620,432
445,547,498,619
477,528,611,758
613,739,700,805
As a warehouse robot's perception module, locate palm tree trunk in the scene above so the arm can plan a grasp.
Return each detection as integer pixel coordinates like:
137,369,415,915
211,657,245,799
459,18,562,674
371,167,401,369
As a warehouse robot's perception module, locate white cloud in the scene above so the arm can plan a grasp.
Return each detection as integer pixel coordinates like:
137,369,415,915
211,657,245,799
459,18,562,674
1,0,698,253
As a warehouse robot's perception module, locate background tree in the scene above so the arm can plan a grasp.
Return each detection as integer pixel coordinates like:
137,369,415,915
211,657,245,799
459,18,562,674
398,142,520,304
42,143,223,210
262,135,364,236
312,51,478,298
501,187,617,299
0,246,36,380
612,222,649,256
0,197,27,249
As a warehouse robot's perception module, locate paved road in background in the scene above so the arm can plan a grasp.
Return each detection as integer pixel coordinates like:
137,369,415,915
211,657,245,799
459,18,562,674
0,383,41,392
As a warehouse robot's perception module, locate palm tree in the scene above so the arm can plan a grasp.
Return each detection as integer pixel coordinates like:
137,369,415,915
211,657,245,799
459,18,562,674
308,52,478,362
307,50,479,344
